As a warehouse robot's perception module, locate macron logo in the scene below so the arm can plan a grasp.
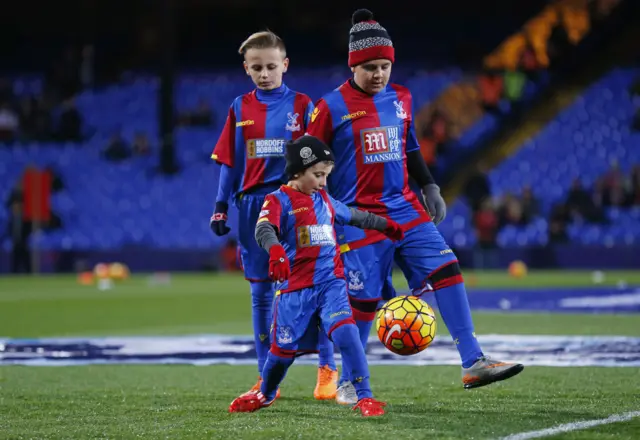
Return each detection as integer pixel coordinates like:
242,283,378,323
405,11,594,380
341,110,367,121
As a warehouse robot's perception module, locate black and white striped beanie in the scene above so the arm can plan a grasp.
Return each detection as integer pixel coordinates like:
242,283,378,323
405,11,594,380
348,9,395,67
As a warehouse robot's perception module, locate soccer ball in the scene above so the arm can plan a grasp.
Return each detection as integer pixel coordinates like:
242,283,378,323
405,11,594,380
375,295,437,356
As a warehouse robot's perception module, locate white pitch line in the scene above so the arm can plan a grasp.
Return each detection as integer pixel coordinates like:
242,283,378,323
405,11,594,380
498,411,640,440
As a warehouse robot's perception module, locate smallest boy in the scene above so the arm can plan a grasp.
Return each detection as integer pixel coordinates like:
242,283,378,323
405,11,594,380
229,135,404,416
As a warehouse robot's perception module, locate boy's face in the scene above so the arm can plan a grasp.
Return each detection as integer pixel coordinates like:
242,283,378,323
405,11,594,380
243,48,289,91
351,59,392,94
293,162,334,196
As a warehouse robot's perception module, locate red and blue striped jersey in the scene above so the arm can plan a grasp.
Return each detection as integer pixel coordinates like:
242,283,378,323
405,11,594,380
257,186,351,293
212,85,313,198
307,80,431,249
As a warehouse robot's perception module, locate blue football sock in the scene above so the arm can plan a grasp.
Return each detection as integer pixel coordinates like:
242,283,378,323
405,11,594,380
250,281,275,375
338,348,351,385
356,319,373,348
434,283,483,368
332,324,373,400
260,352,294,401
339,318,373,384
318,328,336,370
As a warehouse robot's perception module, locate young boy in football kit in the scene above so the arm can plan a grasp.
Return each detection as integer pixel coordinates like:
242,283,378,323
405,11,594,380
228,135,404,416
306,9,524,404
210,31,338,400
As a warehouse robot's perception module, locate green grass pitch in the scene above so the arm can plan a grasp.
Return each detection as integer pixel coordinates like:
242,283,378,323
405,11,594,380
1,270,639,439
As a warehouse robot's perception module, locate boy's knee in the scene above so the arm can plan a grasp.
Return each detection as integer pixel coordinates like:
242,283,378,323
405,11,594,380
266,350,295,365
269,343,298,360
330,322,359,348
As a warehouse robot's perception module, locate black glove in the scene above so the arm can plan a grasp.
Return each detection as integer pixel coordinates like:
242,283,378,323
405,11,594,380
422,184,446,225
210,201,231,236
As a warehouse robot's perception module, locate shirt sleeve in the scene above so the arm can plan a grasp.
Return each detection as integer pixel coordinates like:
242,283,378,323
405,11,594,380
328,194,352,225
305,98,333,145
256,194,283,232
406,150,436,186
348,208,388,231
405,94,420,153
211,103,236,167
215,163,237,205
255,222,280,252
303,98,314,129
406,118,421,153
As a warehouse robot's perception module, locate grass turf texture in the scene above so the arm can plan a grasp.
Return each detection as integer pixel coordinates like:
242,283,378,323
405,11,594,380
2,366,639,439
1,270,639,338
1,270,639,439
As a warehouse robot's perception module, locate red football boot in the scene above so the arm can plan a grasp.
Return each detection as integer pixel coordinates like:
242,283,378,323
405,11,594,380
352,398,386,417
229,390,275,413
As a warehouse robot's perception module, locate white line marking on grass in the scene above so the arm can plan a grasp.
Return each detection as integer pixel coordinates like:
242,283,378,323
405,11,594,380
498,411,640,440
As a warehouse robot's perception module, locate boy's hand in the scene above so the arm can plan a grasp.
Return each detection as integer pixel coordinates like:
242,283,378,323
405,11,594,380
210,202,231,236
383,219,404,241
268,244,290,282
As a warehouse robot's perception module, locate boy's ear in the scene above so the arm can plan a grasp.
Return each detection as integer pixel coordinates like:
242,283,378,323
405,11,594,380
243,61,250,75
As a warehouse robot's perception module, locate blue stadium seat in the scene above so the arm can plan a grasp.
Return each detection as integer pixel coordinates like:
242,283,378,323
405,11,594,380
2,68,638,249
446,68,640,247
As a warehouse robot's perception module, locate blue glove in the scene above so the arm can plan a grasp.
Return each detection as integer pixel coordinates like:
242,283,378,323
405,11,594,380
422,184,446,225
210,201,231,236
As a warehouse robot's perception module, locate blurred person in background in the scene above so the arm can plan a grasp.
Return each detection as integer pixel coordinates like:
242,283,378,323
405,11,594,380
103,131,131,162
178,98,215,127
43,165,64,193
600,160,631,207
220,238,241,272
498,193,526,226
6,200,33,273
190,98,214,126
0,102,19,143
56,98,83,142
604,177,630,207
18,97,38,142
520,185,539,223
566,178,605,223
592,176,606,209
33,96,54,141
473,197,499,269
478,68,504,112
463,162,492,213
132,132,152,156
548,203,570,244
4,183,32,274
417,123,437,167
